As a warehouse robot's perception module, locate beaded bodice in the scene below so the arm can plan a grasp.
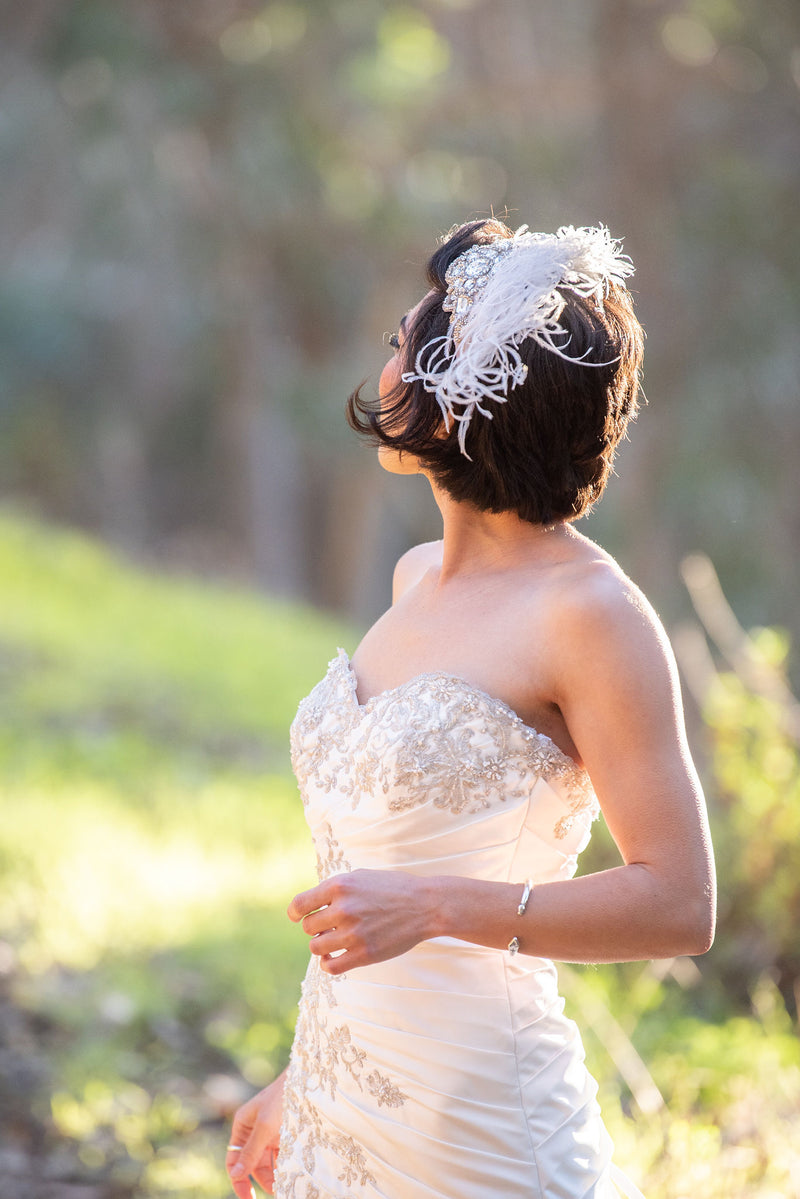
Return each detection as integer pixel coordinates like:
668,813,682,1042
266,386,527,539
290,648,599,886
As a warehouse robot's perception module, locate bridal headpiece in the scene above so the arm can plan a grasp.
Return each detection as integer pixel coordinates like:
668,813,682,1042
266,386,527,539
402,224,635,458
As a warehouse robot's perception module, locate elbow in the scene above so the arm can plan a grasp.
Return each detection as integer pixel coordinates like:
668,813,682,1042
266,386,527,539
645,855,716,957
643,866,715,958
676,889,716,957
684,918,715,958
694,909,716,957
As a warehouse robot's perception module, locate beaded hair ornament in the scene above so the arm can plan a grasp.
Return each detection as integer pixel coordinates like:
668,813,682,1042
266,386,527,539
402,223,635,458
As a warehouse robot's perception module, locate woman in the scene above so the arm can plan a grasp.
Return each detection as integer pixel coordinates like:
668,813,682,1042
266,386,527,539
226,218,716,1198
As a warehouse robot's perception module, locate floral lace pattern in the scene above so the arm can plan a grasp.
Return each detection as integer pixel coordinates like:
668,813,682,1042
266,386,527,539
276,1089,376,1199
291,650,597,838
274,957,406,1199
315,821,351,882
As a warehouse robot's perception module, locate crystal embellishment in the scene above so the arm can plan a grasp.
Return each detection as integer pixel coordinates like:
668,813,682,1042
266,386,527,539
443,241,515,343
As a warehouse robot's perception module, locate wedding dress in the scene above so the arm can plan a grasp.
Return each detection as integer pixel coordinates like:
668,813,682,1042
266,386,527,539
274,649,644,1199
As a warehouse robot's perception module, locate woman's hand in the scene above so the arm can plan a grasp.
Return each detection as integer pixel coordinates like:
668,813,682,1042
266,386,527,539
288,869,436,974
226,1071,286,1197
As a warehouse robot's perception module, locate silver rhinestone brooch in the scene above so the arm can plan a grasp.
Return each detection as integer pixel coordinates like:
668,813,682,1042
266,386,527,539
443,241,515,343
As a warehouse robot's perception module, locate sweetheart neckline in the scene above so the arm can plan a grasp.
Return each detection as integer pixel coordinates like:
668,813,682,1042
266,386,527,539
335,648,587,778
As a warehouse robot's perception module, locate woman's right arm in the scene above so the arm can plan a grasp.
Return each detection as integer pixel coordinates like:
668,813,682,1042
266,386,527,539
227,1067,287,1197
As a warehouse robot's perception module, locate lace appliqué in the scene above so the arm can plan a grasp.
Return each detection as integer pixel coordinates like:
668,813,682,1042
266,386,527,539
275,1089,375,1199
297,962,407,1105
315,821,351,881
291,651,597,838
274,958,406,1199
365,1071,406,1108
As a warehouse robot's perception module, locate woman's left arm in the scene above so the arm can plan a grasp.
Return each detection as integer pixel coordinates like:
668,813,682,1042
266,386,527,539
289,575,716,971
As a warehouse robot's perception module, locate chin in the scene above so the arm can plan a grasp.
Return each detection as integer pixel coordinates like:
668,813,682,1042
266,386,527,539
378,444,421,476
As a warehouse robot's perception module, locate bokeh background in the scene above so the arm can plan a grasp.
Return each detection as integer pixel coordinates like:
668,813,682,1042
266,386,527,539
1,2,799,1197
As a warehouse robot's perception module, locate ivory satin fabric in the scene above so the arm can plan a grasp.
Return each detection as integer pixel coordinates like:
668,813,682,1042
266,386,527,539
274,649,644,1199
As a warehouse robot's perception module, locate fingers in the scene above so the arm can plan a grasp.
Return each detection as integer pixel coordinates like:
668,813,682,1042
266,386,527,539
226,1152,256,1199
291,873,383,972
288,879,331,922
227,1149,257,1199
307,929,345,957
293,877,372,965
228,1145,260,1187
226,1143,252,1198
301,906,343,937
289,871,360,922
225,1133,251,1198
252,1157,277,1192
321,949,357,975
227,1131,276,1197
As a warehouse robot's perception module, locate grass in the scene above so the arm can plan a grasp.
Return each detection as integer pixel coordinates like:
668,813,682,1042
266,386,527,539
0,509,350,1196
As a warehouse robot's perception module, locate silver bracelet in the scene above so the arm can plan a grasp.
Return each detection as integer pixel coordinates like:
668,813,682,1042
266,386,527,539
508,878,534,956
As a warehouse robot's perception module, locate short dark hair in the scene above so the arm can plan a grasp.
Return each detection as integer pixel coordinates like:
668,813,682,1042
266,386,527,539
347,218,645,524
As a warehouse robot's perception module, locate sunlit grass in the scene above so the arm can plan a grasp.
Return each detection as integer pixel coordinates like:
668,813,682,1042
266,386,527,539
0,510,344,1195
1,778,314,973
0,508,347,757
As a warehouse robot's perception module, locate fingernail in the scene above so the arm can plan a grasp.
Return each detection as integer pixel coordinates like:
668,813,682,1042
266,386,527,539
231,1163,245,1179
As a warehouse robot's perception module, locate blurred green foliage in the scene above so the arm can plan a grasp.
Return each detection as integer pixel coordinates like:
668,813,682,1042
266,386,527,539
2,0,799,632
702,632,800,1009
1,511,799,1197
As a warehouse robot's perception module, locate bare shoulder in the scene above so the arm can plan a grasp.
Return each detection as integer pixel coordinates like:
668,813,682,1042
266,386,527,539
392,540,443,604
547,537,667,640
542,541,680,711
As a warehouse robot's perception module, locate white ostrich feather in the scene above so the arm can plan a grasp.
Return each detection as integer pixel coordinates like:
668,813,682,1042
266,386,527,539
402,224,635,458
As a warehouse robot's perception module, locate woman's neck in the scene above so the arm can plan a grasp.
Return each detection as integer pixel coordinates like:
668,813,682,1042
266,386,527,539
430,480,575,584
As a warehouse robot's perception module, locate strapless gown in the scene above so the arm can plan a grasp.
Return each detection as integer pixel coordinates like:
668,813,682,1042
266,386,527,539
274,649,644,1199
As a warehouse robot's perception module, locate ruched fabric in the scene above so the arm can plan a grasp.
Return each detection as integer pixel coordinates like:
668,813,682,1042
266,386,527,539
274,650,644,1199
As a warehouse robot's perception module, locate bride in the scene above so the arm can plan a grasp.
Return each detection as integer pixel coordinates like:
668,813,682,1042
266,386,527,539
226,218,716,1198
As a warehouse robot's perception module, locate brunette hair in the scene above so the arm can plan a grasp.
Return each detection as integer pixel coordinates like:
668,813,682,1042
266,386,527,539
347,218,645,524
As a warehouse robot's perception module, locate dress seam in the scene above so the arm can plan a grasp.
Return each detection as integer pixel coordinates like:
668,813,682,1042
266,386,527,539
502,957,546,1198
502,800,546,1198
